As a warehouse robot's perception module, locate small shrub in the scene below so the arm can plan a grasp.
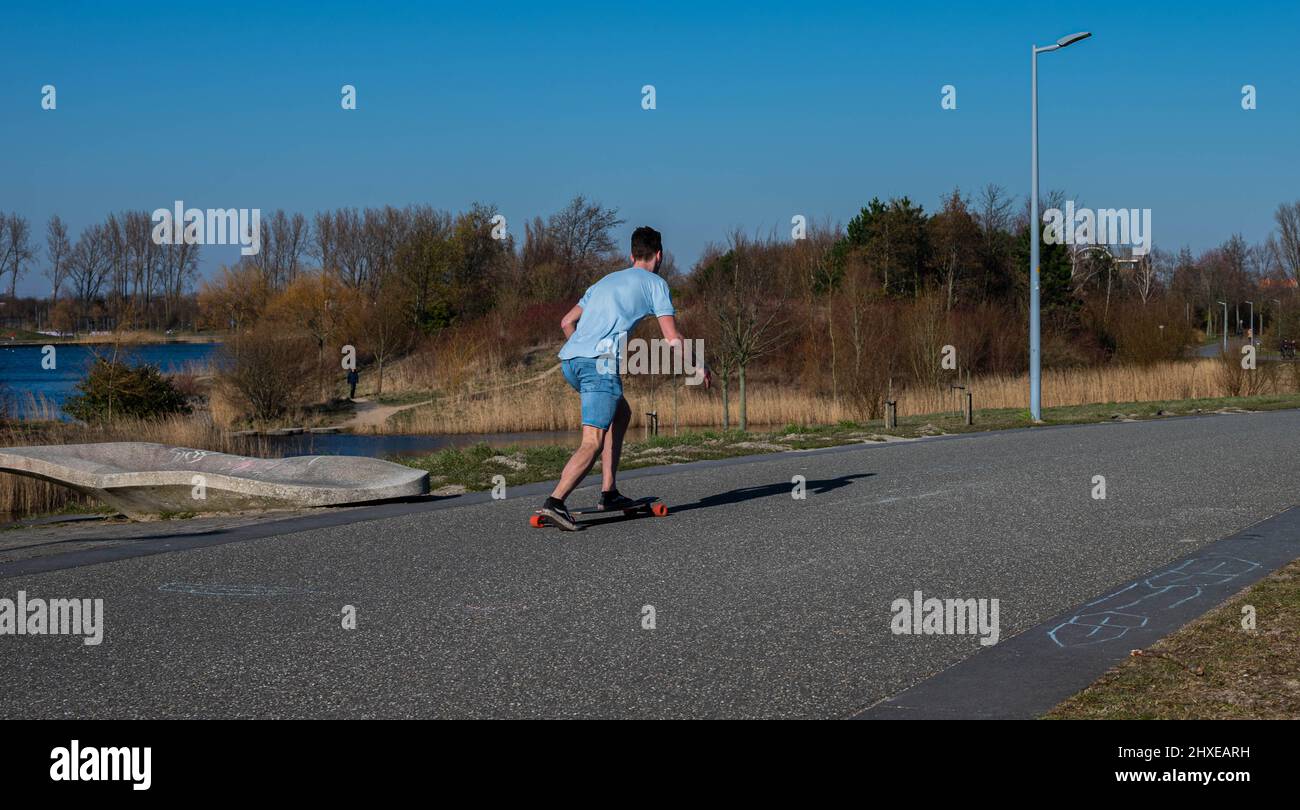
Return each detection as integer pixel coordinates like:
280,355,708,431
64,359,191,423
218,325,314,422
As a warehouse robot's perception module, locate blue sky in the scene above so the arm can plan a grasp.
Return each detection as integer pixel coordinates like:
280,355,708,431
2,0,1297,295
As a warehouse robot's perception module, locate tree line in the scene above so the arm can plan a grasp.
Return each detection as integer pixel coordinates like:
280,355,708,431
6,189,1300,424
685,188,1300,425
0,211,199,332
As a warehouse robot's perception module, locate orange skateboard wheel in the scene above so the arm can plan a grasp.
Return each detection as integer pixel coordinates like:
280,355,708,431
651,502,669,517
529,514,544,528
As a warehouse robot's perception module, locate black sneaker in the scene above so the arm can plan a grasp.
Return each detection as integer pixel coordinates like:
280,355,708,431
537,501,581,531
597,490,638,511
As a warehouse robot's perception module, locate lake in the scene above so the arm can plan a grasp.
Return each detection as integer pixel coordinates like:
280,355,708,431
0,341,582,456
0,342,220,418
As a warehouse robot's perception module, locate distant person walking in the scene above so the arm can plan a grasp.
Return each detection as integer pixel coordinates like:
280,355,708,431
347,367,359,400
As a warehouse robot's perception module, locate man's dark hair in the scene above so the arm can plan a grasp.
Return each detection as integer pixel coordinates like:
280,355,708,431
630,226,662,261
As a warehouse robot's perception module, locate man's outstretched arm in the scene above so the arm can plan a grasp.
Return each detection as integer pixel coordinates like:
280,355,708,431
656,315,711,388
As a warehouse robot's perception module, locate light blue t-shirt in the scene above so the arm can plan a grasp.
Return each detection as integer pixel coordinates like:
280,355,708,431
558,267,675,360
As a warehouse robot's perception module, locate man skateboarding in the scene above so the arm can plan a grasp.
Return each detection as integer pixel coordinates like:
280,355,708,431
537,226,709,531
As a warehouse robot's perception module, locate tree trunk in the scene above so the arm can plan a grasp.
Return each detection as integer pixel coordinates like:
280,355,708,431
721,377,730,430
1104,268,1113,323
739,365,748,432
317,342,326,402
827,304,838,405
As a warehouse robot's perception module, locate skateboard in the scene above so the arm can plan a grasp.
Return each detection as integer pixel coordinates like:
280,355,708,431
529,496,668,528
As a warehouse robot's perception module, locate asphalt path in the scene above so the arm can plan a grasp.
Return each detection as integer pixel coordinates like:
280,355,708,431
1,410,1297,718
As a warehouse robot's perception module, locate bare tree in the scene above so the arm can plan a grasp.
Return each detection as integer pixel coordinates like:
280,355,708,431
976,184,1015,235
219,323,314,421
553,195,623,277
157,238,199,327
44,215,71,300
1273,201,1300,286
973,184,1017,299
317,208,372,289
697,232,786,431
345,279,415,396
311,210,338,277
365,206,410,292
0,213,36,299
930,189,980,309
66,223,113,324
264,271,346,401
251,209,310,289
103,213,129,321
1131,251,1160,306
835,250,897,419
281,211,308,286
123,210,161,326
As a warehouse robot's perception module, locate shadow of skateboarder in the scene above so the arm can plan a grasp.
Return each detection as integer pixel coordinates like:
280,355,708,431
669,473,874,514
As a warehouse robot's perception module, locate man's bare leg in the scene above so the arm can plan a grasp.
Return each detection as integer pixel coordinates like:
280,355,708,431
551,425,605,502
601,397,631,492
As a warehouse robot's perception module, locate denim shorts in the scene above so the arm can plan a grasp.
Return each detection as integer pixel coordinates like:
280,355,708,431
561,356,624,429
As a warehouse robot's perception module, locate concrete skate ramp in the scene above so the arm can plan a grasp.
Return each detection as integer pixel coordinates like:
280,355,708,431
0,442,430,518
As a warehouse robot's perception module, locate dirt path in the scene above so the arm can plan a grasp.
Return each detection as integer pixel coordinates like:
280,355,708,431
341,398,433,432
340,364,561,432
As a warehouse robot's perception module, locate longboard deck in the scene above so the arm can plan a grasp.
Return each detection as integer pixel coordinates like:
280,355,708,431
530,497,668,528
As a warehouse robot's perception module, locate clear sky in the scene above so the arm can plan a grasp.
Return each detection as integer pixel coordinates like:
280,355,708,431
2,0,1297,295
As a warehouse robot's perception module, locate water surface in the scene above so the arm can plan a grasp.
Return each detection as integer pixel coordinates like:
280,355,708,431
0,342,219,418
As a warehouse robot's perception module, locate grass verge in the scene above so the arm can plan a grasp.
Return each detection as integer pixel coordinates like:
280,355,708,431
396,392,1300,493
1044,558,1300,719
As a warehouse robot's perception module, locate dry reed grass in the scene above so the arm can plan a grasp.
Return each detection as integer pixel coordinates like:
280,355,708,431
389,358,1300,434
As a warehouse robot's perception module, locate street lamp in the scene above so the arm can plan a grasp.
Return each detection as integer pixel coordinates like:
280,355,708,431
1246,300,1254,345
1030,31,1091,422
1273,299,1283,340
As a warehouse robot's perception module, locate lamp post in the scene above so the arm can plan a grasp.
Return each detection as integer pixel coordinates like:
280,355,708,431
1273,298,1283,340
1030,31,1091,422
1247,300,1254,345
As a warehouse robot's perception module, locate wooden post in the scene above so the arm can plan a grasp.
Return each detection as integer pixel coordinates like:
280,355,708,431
885,377,895,430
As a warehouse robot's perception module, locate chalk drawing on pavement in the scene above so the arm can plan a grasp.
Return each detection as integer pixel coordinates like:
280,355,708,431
1047,554,1261,648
